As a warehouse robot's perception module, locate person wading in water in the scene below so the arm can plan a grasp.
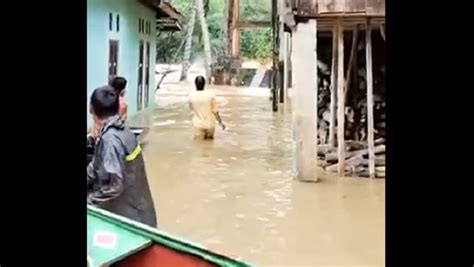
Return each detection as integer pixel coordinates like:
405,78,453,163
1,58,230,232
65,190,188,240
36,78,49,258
188,76,226,140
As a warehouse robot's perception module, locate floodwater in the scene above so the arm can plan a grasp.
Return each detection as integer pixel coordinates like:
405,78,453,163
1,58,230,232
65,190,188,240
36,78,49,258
131,86,385,266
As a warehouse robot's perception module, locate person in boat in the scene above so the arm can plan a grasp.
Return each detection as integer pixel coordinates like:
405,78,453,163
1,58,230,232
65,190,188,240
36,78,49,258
87,86,157,227
89,76,128,139
188,75,226,140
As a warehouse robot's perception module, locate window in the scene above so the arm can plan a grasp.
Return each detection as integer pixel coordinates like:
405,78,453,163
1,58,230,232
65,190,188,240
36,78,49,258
109,13,113,31
138,18,142,33
137,40,144,110
144,41,150,107
116,14,120,32
108,40,119,80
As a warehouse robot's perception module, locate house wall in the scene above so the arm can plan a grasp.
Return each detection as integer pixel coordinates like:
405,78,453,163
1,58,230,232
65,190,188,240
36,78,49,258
87,0,156,128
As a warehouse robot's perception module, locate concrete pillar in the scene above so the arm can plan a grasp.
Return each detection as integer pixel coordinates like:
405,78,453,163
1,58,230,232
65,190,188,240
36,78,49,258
292,20,318,182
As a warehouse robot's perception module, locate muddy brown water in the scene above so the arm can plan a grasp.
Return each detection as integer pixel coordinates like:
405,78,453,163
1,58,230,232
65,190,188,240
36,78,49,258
130,87,385,266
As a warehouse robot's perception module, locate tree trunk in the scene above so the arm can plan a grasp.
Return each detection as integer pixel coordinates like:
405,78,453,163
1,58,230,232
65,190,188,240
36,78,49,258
180,1,196,81
222,0,231,59
195,0,212,81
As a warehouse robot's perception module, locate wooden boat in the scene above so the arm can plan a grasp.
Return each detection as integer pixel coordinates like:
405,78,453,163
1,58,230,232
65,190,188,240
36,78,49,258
128,126,149,144
87,205,252,267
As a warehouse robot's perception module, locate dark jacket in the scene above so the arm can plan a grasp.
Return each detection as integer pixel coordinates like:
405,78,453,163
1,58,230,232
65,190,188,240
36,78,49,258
87,115,157,227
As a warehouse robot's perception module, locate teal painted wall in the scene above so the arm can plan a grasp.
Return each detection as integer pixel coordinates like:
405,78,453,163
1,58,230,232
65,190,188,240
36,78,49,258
87,0,156,128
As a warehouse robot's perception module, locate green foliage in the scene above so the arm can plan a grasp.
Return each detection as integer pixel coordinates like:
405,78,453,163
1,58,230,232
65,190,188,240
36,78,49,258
157,0,272,63
240,28,272,60
237,0,272,59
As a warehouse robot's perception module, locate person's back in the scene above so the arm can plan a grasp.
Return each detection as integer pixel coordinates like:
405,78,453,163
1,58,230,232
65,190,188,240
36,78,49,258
188,76,225,139
189,89,217,129
87,86,156,227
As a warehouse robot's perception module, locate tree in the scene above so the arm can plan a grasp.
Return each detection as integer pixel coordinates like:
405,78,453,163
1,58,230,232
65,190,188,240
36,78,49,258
195,0,212,80
180,0,196,81
157,0,272,66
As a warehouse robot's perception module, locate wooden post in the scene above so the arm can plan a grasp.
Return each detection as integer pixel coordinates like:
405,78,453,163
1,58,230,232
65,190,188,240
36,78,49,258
336,19,345,176
344,26,359,99
292,20,318,182
283,32,289,102
366,19,376,178
230,0,240,59
379,24,385,42
271,0,278,111
329,25,337,147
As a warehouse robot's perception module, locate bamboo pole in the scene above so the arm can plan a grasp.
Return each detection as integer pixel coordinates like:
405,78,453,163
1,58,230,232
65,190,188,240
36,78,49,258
366,19,376,178
337,19,345,176
329,25,337,147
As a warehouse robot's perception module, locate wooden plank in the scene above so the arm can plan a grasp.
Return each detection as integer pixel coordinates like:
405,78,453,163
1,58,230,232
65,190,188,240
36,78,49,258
336,18,345,176
366,0,385,15
317,0,346,13
345,0,365,12
314,17,384,33
317,0,336,13
295,0,318,17
329,24,337,147
365,19,376,178
334,0,345,12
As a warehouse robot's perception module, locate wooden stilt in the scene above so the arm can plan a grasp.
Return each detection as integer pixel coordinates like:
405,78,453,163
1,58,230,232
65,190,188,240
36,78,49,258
283,32,289,102
379,24,385,42
329,25,337,147
352,28,360,140
344,26,359,99
230,0,240,59
366,19,376,178
336,19,345,176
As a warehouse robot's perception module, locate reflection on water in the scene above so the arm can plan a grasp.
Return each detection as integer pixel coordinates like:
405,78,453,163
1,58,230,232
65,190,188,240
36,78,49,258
134,87,385,266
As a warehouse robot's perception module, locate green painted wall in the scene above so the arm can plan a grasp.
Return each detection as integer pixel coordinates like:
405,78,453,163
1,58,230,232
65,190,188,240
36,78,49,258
87,0,156,128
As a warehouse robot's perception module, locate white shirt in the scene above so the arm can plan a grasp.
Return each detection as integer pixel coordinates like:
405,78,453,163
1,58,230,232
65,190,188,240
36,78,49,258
188,90,218,129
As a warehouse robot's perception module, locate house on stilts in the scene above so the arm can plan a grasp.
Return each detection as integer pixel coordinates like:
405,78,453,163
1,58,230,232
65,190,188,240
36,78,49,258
279,0,385,181
87,0,182,129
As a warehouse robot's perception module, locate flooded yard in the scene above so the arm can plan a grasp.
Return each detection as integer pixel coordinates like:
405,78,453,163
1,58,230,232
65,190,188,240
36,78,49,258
132,85,385,266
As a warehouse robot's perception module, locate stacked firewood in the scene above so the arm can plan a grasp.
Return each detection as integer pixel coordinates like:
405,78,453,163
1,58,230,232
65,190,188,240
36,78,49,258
317,139,386,178
315,35,385,178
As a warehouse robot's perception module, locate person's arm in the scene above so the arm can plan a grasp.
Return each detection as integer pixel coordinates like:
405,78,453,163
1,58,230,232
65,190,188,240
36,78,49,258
89,119,101,139
211,97,225,130
87,138,125,205
121,102,128,122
